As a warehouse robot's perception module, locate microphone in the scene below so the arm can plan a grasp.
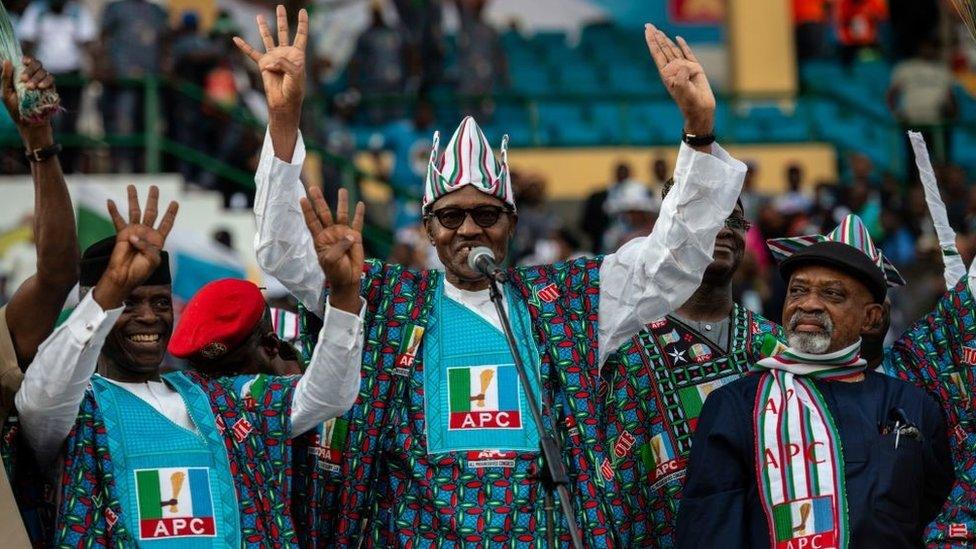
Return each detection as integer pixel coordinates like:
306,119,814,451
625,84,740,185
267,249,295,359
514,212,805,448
467,246,506,281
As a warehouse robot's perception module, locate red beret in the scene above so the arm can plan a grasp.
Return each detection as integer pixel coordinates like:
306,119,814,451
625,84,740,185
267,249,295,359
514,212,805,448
168,278,266,361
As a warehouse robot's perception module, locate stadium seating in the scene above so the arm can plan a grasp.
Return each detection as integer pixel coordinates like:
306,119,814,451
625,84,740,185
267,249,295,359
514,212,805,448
352,25,976,179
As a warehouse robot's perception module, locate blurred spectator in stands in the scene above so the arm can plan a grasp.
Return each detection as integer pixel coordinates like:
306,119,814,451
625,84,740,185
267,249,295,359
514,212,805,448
773,163,813,217
848,152,878,187
369,99,436,230
739,160,761,220
880,208,916,265
510,170,558,264
942,164,970,230
842,180,884,239
349,0,408,124
319,89,361,210
454,0,507,120
389,225,431,271
809,181,840,231
170,11,220,185
18,0,95,173
393,0,445,93
650,156,669,187
835,0,887,67
580,161,633,254
792,0,829,60
603,180,660,253
97,0,170,173
888,38,955,175
520,227,589,266
888,0,939,62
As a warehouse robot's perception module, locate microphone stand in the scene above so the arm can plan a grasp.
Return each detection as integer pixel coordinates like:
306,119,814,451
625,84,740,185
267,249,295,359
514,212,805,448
485,272,584,549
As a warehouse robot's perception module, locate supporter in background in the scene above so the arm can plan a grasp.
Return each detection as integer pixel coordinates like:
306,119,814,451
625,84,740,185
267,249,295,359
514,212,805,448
739,160,761,220
453,0,507,120
835,0,887,67
18,0,95,173
393,0,445,92
518,227,589,266
792,0,829,60
888,38,956,172
509,169,558,264
888,0,939,61
650,156,669,187
349,0,408,124
318,90,361,209
772,163,813,217
169,11,220,185
368,98,436,230
97,0,170,172
603,180,659,252
580,161,634,254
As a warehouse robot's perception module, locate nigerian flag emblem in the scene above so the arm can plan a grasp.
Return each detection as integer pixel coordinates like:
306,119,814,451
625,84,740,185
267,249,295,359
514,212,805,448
772,496,836,548
135,467,216,539
448,365,522,429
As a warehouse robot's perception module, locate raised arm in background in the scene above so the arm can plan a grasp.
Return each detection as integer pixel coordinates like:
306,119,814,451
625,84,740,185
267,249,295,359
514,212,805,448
2,57,79,367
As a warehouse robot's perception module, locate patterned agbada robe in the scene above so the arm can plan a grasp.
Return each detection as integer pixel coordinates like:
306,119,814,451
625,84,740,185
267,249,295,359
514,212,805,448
883,275,976,548
52,370,300,547
600,304,784,547
291,257,632,547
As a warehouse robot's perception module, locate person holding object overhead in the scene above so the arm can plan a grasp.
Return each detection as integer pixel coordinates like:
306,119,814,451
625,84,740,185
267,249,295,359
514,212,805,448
15,186,364,546
241,6,746,545
676,215,955,548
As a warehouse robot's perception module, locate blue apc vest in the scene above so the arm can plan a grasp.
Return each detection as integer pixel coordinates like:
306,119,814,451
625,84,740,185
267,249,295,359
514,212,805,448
90,372,240,547
422,282,544,455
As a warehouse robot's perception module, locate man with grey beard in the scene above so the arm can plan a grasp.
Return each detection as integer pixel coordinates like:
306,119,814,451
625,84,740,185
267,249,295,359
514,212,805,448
677,214,954,549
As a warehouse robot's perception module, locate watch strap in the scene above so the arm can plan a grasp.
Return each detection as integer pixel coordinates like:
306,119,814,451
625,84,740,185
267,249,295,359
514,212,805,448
24,143,62,163
682,132,716,147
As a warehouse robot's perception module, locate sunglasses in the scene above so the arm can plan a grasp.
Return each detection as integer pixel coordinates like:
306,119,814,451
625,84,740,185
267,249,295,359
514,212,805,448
426,206,511,230
725,215,751,231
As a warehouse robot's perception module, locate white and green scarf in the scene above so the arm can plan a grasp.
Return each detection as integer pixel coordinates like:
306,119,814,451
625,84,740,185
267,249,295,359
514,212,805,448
752,339,865,549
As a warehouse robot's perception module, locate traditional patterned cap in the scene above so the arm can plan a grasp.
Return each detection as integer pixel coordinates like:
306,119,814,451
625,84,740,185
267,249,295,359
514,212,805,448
168,278,266,362
422,116,515,214
768,214,905,301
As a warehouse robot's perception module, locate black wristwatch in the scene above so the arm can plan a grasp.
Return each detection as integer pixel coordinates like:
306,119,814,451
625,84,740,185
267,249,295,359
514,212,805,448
24,142,62,163
681,131,716,147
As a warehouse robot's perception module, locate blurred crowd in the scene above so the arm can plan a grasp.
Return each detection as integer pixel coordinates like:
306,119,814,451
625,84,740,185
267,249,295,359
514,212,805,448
1,0,974,336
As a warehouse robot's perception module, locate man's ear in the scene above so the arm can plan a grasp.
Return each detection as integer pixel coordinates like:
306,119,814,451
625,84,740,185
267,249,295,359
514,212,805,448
861,302,884,335
508,213,518,239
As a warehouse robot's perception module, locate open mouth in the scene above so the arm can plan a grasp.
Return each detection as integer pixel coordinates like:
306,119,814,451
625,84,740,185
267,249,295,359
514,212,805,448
127,333,161,344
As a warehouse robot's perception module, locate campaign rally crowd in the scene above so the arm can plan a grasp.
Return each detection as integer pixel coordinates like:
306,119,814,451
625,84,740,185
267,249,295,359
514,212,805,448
1,3,976,548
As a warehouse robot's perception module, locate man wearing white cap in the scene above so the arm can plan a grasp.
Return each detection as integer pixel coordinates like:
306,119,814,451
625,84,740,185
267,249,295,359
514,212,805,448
236,7,746,545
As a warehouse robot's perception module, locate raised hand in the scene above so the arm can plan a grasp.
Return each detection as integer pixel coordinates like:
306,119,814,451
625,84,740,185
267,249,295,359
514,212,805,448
233,5,307,117
644,24,715,136
300,187,365,313
93,185,179,309
1,57,55,126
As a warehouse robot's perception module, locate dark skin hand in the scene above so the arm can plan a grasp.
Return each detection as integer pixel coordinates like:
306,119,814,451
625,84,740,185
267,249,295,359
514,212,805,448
93,185,178,382
234,5,308,162
299,186,365,314
1,57,79,368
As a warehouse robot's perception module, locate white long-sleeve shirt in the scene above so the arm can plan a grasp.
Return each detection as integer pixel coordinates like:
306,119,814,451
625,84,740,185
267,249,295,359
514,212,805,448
254,130,746,366
15,292,365,466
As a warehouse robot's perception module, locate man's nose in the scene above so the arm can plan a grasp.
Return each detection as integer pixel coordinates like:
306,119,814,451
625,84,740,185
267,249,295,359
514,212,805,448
456,213,483,237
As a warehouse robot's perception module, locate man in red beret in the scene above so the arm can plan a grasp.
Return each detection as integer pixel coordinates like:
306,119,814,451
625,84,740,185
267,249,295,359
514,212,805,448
15,186,365,546
169,278,302,377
